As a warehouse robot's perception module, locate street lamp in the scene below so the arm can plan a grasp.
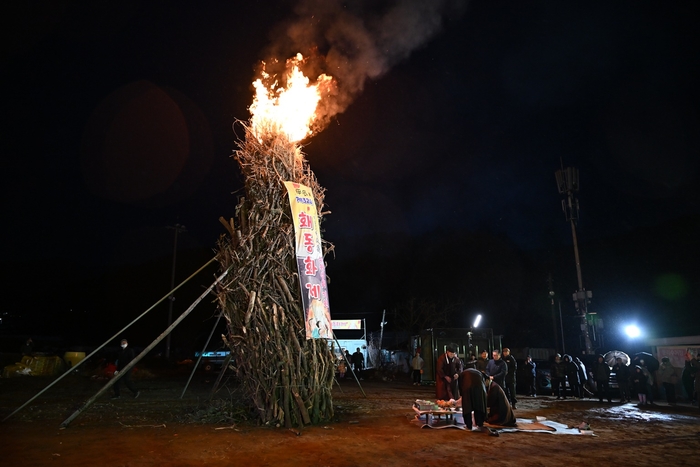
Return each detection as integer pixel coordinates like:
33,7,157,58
473,314,482,328
624,324,641,339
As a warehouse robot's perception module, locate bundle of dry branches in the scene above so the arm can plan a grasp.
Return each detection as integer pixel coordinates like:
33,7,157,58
216,122,335,428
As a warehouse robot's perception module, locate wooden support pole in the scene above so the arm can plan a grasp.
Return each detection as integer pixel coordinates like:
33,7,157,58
2,257,217,424
59,267,231,428
181,311,224,399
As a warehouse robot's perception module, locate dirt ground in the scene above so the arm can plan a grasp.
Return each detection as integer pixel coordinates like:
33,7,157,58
1,366,699,467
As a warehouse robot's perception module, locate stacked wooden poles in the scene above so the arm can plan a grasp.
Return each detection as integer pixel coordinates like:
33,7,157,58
216,123,335,428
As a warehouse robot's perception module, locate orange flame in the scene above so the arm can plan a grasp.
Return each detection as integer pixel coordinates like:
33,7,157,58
249,54,333,143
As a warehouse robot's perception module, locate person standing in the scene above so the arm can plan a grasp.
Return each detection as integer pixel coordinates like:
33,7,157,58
112,339,140,400
631,365,648,406
690,353,700,407
486,349,507,389
524,355,537,397
410,349,424,386
682,352,697,404
501,348,518,408
436,344,460,400
574,356,590,398
551,354,567,399
20,338,34,356
594,354,612,403
337,357,347,379
476,350,489,376
657,357,677,405
563,355,581,399
351,348,364,380
463,352,477,370
613,357,632,403
639,359,655,405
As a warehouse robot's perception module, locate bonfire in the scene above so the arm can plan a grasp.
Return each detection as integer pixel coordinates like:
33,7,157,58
216,54,337,428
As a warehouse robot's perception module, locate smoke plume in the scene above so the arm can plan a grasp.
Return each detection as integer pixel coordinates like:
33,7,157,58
261,0,467,131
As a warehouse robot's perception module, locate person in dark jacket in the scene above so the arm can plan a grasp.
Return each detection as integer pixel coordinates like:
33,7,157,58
631,365,648,406
457,368,488,430
657,357,677,405
594,354,612,403
551,354,567,399
682,355,697,404
613,357,632,403
486,378,516,427
524,355,537,397
563,355,581,399
501,348,518,409
351,348,364,380
112,339,140,399
20,338,34,356
476,350,489,376
486,350,507,389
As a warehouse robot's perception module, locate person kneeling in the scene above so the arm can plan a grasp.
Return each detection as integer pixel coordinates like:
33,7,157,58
485,378,516,427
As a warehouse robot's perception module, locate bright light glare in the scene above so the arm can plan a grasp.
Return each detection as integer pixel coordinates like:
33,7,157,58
473,314,482,328
624,324,641,338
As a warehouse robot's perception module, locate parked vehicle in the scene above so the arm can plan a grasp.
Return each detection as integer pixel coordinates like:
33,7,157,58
194,350,231,372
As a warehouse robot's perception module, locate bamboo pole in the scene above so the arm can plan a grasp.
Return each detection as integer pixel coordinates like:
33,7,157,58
332,332,366,397
59,267,231,428
2,257,217,424
181,311,224,399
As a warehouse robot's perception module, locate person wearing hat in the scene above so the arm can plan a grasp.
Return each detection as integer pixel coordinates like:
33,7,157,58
436,344,460,400
657,357,677,405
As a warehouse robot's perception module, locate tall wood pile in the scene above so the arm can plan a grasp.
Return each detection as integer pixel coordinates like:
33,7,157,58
216,122,336,428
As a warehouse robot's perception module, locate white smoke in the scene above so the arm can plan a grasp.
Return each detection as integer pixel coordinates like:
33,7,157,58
262,0,468,129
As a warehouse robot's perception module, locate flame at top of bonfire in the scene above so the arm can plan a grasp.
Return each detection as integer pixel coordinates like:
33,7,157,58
249,53,334,143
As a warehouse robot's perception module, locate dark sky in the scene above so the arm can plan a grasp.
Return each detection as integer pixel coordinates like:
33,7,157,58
3,1,699,351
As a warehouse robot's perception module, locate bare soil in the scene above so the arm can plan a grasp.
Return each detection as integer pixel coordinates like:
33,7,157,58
1,367,699,467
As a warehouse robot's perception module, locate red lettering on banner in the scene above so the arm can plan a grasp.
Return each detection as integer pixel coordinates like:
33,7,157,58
303,232,315,253
303,256,318,276
305,282,321,299
298,212,313,229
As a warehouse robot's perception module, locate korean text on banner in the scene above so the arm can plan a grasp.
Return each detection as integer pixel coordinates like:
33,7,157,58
284,182,332,340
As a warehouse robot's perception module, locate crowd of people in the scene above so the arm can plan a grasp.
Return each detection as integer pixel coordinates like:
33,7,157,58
428,344,700,419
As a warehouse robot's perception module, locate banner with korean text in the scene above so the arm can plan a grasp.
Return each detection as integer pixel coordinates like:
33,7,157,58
331,320,362,330
284,181,332,340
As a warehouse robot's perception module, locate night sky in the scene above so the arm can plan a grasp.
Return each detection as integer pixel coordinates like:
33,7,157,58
2,1,699,354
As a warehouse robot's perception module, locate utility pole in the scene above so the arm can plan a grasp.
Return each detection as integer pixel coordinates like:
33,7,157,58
165,223,186,359
555,166,594,355
379,310,387,365
547,274,560,352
